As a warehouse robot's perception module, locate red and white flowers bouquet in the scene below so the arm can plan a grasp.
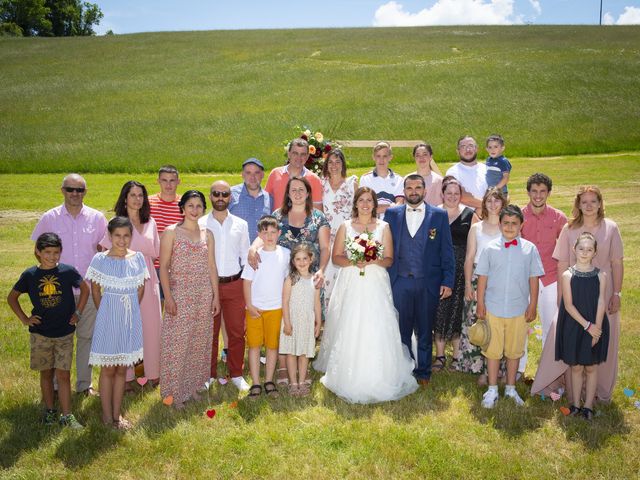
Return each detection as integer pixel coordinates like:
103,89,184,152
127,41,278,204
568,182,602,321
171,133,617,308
283,125,341,175
345,231,384,276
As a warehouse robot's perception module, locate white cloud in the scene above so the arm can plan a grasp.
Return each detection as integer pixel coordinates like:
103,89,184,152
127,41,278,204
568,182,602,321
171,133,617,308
616,6,640,24
602,12,615,25
373,0,524,27
528,0,541,16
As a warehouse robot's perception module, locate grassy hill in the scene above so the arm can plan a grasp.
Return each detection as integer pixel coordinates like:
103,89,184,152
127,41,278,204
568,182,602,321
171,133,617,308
1,26,640,173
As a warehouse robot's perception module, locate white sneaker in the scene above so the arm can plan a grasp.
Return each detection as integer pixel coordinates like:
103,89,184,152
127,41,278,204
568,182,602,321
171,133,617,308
504,389,525,406
231,376,250,392
481,388,499,409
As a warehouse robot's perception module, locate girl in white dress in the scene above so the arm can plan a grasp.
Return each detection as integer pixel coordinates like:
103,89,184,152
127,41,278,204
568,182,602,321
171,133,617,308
315,187,418,404
279,244,322,397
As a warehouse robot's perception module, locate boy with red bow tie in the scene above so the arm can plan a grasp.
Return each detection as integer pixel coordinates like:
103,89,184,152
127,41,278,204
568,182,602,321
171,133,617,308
475,204,544,408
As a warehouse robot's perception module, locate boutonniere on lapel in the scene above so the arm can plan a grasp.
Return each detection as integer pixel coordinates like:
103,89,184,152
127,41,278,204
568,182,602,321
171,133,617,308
429,228,437,240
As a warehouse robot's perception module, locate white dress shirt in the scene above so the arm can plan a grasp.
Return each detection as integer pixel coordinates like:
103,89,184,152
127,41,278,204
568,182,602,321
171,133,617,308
405,205,426,237
199,212,250,277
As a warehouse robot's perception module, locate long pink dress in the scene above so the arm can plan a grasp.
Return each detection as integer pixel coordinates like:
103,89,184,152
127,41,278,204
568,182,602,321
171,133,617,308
160,227,214,405
100,218,162,379
531,218,623,402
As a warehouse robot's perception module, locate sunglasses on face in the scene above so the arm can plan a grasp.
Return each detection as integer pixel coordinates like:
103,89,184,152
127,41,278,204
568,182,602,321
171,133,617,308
63,187,86,193
211,191,231,198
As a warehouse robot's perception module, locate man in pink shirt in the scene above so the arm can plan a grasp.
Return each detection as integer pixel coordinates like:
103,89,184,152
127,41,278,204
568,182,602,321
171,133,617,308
521,173,567,348
265,138,323,212
31,173,107,396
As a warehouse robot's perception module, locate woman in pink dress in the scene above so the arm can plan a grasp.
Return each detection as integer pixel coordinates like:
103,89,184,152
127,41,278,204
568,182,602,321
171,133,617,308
532,185,623,403
102,181,162,388
320,149,358,311
159,190,220,408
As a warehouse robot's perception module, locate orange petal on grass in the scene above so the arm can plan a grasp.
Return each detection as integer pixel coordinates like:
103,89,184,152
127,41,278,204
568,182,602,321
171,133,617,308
559,406,570,416
229,401,238,409
162,395,174,406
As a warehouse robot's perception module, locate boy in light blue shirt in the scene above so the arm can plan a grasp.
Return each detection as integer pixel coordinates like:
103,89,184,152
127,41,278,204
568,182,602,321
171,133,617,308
485,134,511,196
475,204,544,408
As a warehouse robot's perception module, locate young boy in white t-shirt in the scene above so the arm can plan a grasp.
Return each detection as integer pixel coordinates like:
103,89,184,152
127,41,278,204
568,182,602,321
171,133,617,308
242,215,290,397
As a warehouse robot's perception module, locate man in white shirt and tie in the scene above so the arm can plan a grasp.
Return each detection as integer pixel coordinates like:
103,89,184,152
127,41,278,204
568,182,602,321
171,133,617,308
199,180,251,392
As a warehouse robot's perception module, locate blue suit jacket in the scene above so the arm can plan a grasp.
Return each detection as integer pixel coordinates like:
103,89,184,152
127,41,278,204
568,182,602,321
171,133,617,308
384,204,455,297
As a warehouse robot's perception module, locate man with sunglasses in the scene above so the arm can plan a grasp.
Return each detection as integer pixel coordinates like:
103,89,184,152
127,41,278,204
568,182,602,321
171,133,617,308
31,173,107,396
199,180,251,392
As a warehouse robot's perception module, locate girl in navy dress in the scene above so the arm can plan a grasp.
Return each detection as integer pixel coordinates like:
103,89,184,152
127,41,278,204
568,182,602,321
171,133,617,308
555,232,608,420
86,216,147,430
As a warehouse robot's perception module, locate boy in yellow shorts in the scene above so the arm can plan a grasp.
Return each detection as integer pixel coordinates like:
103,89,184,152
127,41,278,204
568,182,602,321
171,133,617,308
475,205,544,408
242,216,290,397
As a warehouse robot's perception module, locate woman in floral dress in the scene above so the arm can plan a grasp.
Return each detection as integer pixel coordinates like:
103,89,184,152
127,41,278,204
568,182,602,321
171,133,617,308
159,190,220,409
320,149,358,310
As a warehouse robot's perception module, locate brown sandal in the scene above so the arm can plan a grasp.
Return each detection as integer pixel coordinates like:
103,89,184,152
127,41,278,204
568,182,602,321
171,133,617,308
432,356,446,372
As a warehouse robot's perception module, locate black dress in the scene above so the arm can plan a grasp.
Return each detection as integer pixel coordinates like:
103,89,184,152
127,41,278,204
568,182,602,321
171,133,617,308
555,267,609,366
433,207,474,340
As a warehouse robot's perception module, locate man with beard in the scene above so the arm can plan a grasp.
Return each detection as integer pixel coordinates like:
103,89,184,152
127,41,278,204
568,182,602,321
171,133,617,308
446,136,488,210
199,180,251,392
384,174,455,386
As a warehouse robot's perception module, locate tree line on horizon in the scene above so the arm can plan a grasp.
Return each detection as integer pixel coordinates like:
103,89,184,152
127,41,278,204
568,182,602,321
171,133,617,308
0,0,103,36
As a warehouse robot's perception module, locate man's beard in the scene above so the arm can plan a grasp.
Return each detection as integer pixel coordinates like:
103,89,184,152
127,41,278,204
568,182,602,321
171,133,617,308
460,154,477,163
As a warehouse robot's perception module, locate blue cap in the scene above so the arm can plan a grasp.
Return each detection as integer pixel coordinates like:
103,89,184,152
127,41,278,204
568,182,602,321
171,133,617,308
242,158,264,170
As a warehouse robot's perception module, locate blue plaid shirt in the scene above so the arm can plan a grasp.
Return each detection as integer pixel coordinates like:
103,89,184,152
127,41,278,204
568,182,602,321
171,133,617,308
229,183,272,242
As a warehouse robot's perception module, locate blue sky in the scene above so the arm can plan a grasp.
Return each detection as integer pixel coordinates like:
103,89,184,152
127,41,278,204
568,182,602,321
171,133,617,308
96,0,640,35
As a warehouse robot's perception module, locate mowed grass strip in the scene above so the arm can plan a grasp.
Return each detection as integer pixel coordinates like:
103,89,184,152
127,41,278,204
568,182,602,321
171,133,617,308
0,153,639,478
1,26,640,173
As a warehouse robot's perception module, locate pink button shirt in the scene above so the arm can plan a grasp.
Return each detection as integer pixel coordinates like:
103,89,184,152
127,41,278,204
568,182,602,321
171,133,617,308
521,203,567,286
32,204,108,278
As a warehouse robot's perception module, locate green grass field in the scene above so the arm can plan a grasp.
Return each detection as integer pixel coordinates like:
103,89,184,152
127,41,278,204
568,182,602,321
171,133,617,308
1,26,640,173
1,154,639,479
2,25,640,479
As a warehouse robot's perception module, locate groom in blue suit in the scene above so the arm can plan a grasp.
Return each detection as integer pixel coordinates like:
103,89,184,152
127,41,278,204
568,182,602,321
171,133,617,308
384,174,455,385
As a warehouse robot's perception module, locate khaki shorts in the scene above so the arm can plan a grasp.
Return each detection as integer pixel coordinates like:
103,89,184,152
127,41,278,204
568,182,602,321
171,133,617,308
246,308,282,350
482,312,528,360
30,332,74,371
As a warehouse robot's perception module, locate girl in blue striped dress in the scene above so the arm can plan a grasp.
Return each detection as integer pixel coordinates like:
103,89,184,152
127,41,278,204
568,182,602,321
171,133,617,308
86,216,147,430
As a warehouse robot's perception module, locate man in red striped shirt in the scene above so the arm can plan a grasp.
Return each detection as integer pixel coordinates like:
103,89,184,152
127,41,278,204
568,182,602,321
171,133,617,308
149,165,183,301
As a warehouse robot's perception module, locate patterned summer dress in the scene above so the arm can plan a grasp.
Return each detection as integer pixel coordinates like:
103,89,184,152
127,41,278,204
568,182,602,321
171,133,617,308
160,227,214,405
279,276,317,358
86,252,148,367
433,207,474,340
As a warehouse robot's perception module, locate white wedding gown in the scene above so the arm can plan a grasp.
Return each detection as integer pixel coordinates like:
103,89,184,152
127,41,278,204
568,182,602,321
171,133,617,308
314,220,419,404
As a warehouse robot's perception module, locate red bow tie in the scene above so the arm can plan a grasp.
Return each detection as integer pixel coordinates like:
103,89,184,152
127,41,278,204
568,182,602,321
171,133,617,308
505,239,518,248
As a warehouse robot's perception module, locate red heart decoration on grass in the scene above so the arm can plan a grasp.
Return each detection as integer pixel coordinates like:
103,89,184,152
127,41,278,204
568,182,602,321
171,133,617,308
162,395,174,406
206,409,216,418
136,377,148,387
550,391,561,402
559,406,571,416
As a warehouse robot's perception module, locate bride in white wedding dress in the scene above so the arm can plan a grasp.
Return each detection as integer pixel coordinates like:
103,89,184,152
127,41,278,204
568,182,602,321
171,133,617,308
314,187,418,404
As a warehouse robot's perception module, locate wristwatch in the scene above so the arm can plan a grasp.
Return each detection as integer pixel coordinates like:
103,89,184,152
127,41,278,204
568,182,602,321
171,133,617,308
613,292,622,298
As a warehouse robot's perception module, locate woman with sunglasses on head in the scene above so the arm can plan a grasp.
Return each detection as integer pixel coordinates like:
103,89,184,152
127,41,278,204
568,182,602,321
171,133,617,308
101,181,162,390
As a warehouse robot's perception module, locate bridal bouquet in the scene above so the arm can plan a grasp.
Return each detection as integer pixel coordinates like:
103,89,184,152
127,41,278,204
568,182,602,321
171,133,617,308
345,231,384,276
